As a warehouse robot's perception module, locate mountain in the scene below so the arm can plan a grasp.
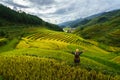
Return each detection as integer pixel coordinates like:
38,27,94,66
85,12,104,20
58,18,83,28
0,4,62,31
59,12,104,28
74,9,120,47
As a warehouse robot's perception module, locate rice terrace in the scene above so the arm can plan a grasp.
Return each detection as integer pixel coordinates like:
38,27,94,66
0,1,120,80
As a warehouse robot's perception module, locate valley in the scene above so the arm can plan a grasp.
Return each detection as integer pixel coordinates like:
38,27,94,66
0,4,120,80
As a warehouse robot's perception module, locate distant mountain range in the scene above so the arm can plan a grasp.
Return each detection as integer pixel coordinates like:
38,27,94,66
59,12,103,28
59,9,120,28
58,18,83,28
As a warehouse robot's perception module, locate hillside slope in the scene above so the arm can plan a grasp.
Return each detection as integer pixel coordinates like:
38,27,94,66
0,56,120,80
0,27,120,80
0,4,62,31
74,9,120,48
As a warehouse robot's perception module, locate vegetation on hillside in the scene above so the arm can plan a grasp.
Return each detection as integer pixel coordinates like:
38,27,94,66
0,27,120,80
0,56,119,80
0,4,62,31
74,9,120,51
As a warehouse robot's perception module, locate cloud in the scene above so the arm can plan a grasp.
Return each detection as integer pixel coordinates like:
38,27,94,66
0,0,29,8
29,0,55,5
0,0,120,24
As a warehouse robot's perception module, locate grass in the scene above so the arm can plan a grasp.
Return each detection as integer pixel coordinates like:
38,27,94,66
0,56,120,80
0,27,120,79
112,56,120,64
0,45,119,75
82,55,120,74
0,38,19,53
0,76,3,80
18,28,108,54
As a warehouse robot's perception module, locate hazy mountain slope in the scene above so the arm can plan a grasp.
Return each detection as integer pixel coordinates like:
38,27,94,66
59,18,83,28
60,9,120,28
59,12,104,28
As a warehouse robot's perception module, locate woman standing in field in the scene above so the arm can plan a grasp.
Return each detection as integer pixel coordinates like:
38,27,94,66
74,49,84,64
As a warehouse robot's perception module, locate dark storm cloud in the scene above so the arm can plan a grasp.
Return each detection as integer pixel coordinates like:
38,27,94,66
29,0,55,5
54,7,75,14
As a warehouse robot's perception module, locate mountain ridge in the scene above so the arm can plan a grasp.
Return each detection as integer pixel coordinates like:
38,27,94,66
0,4,62,31
59,9,120,28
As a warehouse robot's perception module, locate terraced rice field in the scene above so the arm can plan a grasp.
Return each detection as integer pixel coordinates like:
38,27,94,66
0,28,120,80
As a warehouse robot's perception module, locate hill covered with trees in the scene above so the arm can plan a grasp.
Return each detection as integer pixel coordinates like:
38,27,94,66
0,4,62,31
74,9,120,49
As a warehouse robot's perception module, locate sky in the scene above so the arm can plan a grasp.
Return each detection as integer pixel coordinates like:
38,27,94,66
0,0,120,24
